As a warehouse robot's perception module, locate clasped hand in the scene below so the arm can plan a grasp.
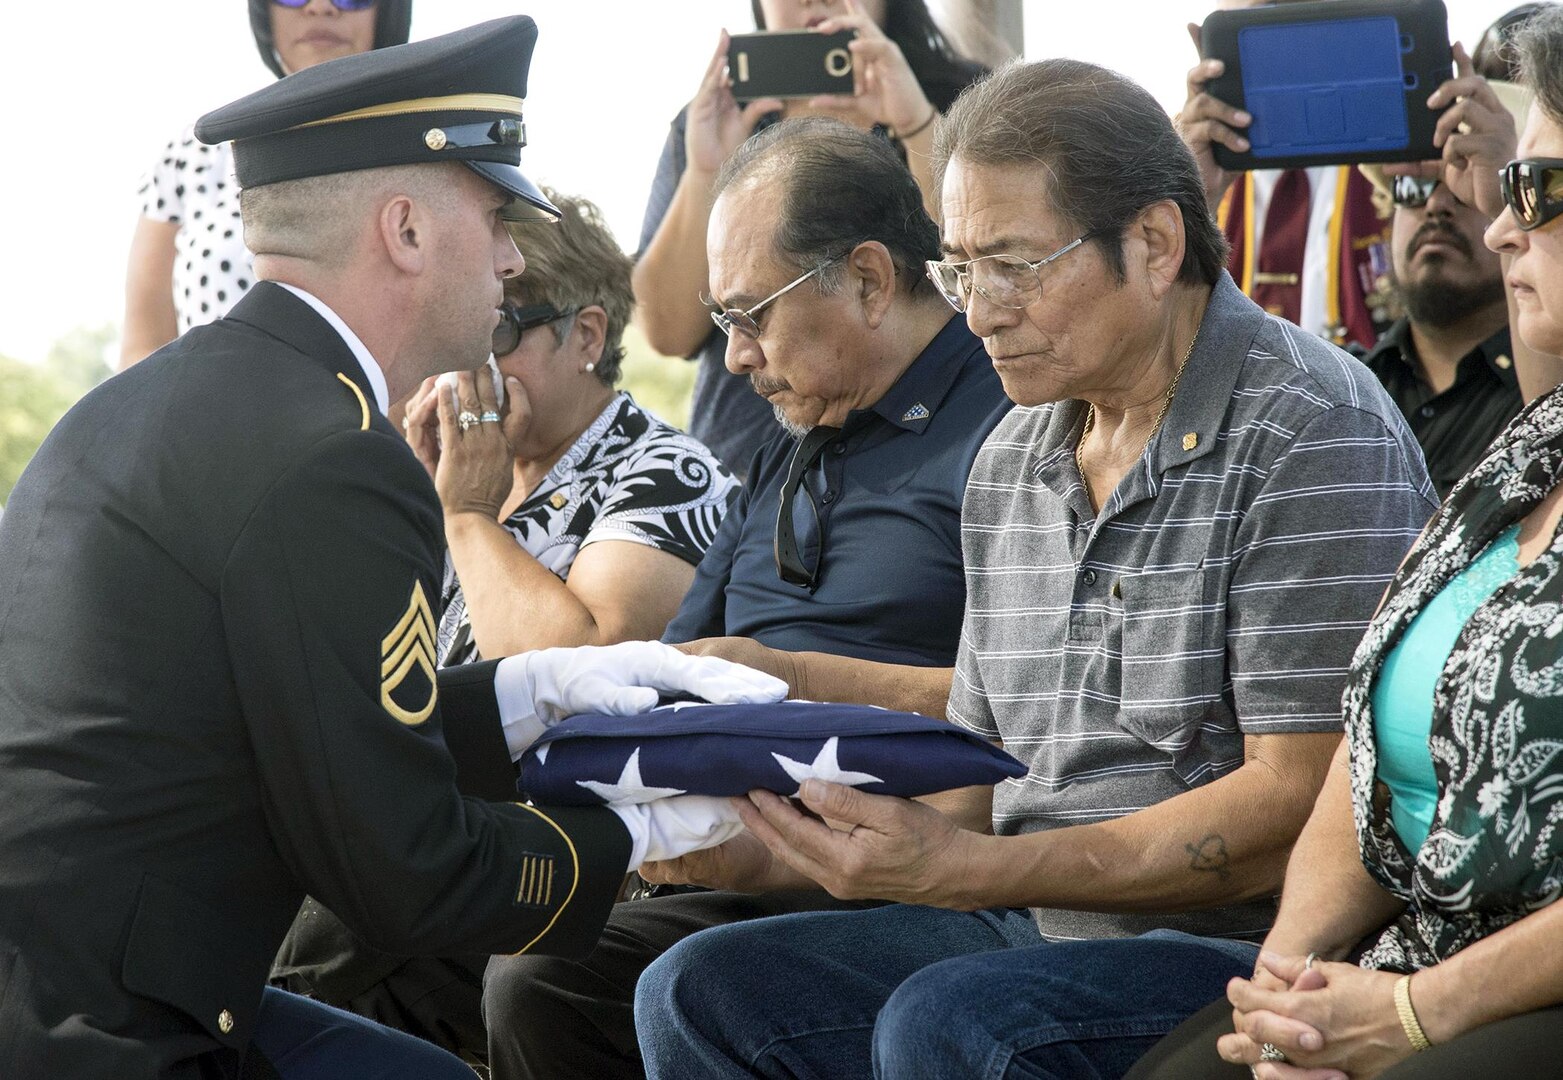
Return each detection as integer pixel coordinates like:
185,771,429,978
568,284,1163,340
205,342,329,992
1220,952,1411,1080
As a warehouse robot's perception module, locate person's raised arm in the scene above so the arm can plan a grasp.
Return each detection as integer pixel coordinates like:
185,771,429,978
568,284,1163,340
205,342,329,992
633,32,781,359
120,216,180,369
1174,23,1251,215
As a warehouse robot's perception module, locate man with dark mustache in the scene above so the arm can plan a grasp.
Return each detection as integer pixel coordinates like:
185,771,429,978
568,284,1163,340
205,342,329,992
1357,158,1525,497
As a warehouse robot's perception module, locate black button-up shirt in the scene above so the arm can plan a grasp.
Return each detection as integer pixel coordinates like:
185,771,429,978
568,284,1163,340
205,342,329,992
664,314,1012,667
1357,318,1523,498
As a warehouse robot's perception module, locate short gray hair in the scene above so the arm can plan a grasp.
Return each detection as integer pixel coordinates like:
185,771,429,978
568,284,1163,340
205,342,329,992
1514,5,1563,127
933,60,1228,286
712,117,941,296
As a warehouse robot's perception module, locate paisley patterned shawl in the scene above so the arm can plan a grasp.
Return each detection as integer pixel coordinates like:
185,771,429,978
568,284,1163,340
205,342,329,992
1343,385,1563,971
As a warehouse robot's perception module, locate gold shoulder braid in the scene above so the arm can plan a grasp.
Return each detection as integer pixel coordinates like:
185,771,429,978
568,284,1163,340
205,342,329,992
1076,328,1199,507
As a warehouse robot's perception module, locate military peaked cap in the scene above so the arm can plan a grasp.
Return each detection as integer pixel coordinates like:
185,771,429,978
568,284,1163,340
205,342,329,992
196,15,557,221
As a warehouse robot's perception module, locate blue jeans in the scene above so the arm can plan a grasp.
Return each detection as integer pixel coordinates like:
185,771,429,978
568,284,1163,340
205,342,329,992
636,904,1256,1080
253,987,474,1079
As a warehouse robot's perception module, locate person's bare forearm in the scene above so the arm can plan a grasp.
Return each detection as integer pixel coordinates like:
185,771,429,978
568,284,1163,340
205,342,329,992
1413,891,1563,1044
633,169,720,359
1263,738,1405,958
951,732,1340,913
445,512,600,655
791,653,952,719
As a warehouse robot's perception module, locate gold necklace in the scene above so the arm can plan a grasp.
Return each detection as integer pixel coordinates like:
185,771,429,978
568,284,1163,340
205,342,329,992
1076,330,1199,506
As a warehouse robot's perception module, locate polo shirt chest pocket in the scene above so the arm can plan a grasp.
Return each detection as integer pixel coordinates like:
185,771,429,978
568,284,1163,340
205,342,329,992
1113,568,1222,745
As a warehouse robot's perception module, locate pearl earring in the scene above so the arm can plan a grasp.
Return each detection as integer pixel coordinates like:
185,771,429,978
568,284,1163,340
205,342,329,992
584,362,596,373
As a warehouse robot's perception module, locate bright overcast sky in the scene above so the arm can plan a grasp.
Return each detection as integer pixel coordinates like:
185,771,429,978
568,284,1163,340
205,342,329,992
0,0,1523,367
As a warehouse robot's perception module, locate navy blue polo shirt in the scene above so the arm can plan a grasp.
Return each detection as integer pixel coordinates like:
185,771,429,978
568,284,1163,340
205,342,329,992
664,314,1012,667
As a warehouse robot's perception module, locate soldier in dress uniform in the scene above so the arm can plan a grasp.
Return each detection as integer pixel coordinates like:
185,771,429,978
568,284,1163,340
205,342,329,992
0,17,781,1079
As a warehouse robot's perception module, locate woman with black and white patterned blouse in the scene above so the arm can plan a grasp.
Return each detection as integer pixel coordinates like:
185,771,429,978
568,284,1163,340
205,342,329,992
1132,11,1563,1079
119,0,412,368
403,190,737,667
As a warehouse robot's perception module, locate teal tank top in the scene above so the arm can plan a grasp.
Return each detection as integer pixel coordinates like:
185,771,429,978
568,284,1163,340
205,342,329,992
1372,524,1521,852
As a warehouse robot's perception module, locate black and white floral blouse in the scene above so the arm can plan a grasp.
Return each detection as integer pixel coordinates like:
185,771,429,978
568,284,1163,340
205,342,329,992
1344,384,1563,972
435,393,735,666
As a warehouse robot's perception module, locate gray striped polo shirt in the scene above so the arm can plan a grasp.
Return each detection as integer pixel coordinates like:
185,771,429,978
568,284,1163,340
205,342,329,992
949,273,1437,942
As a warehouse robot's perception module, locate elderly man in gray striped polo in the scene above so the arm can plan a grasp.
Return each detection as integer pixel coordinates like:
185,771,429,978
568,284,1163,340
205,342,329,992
634,57,1439,1080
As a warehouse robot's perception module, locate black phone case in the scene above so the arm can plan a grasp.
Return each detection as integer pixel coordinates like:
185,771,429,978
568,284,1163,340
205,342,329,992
1201,0,1452,171
728,30,856,101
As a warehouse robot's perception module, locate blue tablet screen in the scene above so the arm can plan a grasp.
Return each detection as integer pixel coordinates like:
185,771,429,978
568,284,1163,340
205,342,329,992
1239,16,1411,159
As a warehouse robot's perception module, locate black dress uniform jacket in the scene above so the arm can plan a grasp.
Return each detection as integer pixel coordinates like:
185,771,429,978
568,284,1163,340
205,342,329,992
0,283,631,1078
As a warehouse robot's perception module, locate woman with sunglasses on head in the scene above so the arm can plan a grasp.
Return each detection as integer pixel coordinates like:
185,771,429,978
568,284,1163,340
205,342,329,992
119,0,409,369
1127,10,1563,1080
632,0,987,477
270,191,737,1063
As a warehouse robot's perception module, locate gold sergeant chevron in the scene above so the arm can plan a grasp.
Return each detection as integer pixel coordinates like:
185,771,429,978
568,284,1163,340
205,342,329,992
380,582,438,726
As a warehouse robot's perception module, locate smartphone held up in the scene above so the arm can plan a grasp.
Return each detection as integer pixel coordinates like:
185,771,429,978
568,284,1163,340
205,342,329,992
727,29,858,101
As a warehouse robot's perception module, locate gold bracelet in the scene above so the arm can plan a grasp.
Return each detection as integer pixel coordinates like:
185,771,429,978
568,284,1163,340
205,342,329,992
893,105,938,142
1393,974,1432,1052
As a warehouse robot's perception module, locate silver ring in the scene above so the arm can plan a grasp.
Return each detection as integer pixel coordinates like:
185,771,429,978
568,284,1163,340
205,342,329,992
1304,952,1318,971
457,410,480,432
479,411,501,423
1259,1043,1287,1062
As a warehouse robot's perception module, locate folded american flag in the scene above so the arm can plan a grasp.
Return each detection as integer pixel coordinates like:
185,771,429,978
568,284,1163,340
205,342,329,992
517,700,1027,807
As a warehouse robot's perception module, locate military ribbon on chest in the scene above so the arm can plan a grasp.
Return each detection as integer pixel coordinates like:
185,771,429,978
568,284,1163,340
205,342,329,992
381,582,438,726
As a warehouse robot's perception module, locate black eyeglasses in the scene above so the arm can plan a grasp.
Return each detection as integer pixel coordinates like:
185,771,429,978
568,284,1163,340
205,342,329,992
1500,158,1563,233
774,425,840,591
493,303,578,358
272,0,377,10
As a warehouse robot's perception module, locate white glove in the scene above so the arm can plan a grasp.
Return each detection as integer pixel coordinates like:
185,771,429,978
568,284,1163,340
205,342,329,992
492,641,788,759
608,795,746,871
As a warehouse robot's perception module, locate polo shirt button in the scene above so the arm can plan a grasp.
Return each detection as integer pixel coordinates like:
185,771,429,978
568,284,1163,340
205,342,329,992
1419,405,1436,418
821,491,837,505
1082,569,1097,586
832,443,846,455
218,1009,234,1034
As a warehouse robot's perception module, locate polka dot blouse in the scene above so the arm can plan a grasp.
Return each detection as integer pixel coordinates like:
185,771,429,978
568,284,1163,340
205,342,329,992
137,126,254,332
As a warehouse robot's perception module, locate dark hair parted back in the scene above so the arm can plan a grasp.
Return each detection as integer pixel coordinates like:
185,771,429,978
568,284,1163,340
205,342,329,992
933,59,1228,287
1512,5,1563,126
505,188,634,385
712,117,941,297
749,0,986,111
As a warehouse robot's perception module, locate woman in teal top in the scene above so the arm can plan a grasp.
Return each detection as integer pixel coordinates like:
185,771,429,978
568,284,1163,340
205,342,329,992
1370,525,1521,852
1129,10,1563,1077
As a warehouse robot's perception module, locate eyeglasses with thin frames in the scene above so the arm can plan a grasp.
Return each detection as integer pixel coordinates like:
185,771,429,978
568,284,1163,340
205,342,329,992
709,253,847,339
925,231,1099,313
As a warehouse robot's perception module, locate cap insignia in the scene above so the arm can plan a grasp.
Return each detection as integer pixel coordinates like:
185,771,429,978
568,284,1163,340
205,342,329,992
424,128,448,151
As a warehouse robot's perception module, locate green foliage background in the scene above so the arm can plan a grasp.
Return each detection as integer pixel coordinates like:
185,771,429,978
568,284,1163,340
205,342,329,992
0,323,695,507
0,326,116,504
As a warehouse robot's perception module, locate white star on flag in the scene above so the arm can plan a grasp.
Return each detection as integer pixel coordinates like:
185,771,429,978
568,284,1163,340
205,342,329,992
576,747,687,805
772,737,884,794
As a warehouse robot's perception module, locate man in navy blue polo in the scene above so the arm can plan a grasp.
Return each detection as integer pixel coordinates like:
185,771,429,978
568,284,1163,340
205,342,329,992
480,117,1011,1080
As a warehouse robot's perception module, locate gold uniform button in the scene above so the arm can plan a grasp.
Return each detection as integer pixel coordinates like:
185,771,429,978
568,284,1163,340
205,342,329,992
424,128,448,151
218,1009,235,1034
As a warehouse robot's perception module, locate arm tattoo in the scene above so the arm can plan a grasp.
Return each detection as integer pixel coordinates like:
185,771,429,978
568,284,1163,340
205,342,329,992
1186,834,1231,881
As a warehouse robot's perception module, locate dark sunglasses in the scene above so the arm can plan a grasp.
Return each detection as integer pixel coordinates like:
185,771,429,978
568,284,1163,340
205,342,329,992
774,426,839,591
1501,159,1563,232
493,303,578,358
1391,175,1440,209
271,0,377,10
